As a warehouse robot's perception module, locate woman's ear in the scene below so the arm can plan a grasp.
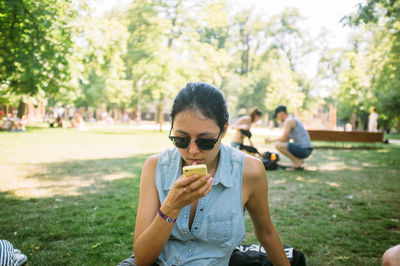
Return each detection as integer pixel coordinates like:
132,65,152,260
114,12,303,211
221,123,229,138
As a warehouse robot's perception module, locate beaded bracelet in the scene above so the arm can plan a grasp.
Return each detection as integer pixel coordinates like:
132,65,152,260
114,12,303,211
158,209,177,223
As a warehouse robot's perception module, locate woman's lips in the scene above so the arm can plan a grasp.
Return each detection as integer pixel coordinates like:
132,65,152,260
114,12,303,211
189,159,203,165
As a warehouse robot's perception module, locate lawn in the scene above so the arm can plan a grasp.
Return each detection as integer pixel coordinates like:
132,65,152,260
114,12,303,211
1,125,399,265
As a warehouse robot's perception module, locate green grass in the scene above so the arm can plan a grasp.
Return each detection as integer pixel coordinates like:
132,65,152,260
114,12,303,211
1,125,399,265
385,133,400,140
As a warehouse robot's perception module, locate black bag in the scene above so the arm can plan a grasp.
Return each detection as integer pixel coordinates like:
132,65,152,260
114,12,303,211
229,244,306,266
117,244,306,266
261,151,280,170
240,144,260,155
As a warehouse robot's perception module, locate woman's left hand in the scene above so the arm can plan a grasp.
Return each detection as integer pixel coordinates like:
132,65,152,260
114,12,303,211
161,173,213,217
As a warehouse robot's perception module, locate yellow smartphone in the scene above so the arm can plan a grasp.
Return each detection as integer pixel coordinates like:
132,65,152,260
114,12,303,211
183,164,208,177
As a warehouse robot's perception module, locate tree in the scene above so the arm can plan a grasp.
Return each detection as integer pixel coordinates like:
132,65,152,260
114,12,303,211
0,0,75,96
227,8,312,116
125,0,171,127
69,9,130,117
345,0,400,132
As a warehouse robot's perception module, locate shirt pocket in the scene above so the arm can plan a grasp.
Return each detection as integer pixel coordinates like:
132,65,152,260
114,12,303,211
207,213,233,245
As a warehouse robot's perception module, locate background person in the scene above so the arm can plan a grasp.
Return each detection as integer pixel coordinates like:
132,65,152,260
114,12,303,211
368,107,378,132
71,112,87,130
18,115,27,131
230,107,262,151
264,105,312,170
0,239,27,266
382,244,400,266
130,82,289,265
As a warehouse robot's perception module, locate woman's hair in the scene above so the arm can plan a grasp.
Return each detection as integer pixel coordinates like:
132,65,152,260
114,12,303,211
170,82,229,130
249,107,262,122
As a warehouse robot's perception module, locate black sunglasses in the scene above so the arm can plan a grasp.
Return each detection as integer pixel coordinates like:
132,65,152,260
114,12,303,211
168,127,222,150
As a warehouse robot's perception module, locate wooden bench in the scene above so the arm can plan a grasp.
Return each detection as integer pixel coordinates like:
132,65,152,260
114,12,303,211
307,130,384,143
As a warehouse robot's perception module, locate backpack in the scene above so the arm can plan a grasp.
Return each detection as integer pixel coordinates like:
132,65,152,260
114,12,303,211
229,243,306,266
261,151,280,170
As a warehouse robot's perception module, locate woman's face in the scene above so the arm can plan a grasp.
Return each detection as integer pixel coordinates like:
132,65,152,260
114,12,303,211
254,115,261,123
171,109,227,167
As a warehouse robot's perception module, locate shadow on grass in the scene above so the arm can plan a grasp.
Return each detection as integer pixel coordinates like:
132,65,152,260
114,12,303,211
0,153,154,265
0,180,137,265
8,154,152,198
84,129,166,136
25,126,54,132
26,155,149,181
311,141,388,150
0,126,65,134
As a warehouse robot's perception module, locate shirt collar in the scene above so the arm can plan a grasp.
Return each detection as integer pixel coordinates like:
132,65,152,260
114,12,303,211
163,144,233,190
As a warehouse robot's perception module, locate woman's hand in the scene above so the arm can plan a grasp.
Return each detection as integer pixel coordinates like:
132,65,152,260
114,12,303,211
161,173,213,217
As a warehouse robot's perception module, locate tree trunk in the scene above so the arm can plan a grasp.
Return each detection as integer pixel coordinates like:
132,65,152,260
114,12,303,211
17,100,26,118
136,79,142,125
155,90,166,132
329,104,337,130
394,115,400,133
351,112,356,131
157,101,164,132
113,108,121,121
357,117,363,131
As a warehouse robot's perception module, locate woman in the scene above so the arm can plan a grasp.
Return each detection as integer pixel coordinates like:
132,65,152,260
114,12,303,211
132,82,289,265
230,107,262,151
368,107,378,132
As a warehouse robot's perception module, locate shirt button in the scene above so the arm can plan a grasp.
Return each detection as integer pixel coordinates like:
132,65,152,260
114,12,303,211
178,261,182,264
194,227,198,230
199,208,203,211
189,248,192,252
184,215,187,218
184,231,188,234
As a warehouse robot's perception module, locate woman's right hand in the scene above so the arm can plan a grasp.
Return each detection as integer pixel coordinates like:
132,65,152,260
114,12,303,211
161,173,213,217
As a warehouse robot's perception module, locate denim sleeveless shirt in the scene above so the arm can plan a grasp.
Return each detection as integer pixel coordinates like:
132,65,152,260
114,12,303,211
155,144,245,265
289,116,312,148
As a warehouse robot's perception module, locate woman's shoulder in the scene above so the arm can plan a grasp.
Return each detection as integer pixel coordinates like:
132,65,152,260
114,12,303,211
143,153,160,169
241,155,268,205
242,154,266,181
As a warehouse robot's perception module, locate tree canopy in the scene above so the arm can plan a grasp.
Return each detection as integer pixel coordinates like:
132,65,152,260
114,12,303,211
1,0,399,131
0,0,75,96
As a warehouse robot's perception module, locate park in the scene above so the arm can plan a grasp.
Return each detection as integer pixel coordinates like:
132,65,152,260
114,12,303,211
1,0,400,265
0,124,399,265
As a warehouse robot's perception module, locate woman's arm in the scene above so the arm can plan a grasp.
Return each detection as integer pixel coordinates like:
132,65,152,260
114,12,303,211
133,155,213,266
243,156,290,266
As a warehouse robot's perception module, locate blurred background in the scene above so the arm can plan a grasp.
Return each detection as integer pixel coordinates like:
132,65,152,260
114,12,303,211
1,0,399,133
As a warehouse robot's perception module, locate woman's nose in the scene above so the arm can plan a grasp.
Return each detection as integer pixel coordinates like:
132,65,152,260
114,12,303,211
188,140,200,154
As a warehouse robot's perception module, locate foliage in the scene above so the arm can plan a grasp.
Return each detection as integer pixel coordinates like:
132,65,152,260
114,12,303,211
1,0,317,121
69,11,130,111
3,0,399,131
124,0,189,124
0,0,75,96
343,0,400,131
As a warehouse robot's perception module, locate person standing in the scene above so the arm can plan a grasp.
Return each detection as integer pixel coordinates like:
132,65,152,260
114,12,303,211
264,105,312,170
368,107,378,132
